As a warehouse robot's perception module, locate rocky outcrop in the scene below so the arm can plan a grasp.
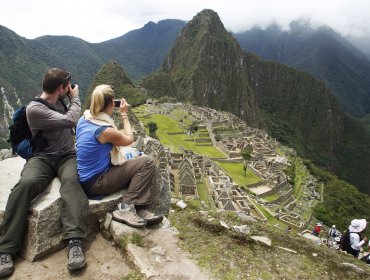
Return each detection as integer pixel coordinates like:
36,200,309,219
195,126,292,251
0,156,170,262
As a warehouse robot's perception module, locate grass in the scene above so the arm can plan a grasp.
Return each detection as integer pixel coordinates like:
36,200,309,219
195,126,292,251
292,158,310,200
121,272,143,280
216,161,261,186
169,198,369,280
197,180,217,210
136,113,225,158
263,193,280,202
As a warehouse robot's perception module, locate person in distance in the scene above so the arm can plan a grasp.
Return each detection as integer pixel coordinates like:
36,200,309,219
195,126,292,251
0,68,88,278
76,84,163,228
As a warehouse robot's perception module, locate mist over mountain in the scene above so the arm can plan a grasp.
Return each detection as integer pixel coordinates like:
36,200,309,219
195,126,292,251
234,22,370,118
347,35,370,60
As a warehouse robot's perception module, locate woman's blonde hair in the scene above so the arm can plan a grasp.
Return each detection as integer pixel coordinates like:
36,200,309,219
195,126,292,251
90,84,114,116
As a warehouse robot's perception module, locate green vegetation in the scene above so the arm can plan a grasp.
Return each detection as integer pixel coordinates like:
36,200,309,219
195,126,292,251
196,181,217,210
140,72,177,98
170,198,369,279
119,232,144,253
83,61,147,110
147,121,158,138
284,157,310,200
134,111,225,157
263,193,280,202
240,147,252,161
360,113,370,133
216,161,261,186
121,272,143,280
306,161,370,232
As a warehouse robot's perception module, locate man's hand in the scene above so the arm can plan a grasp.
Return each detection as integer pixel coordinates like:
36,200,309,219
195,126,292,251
68,84,79,97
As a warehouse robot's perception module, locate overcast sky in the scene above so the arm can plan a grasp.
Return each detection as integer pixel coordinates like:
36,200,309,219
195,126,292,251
0,0,369,43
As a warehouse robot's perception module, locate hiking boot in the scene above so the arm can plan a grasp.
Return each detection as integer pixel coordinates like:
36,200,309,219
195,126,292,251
112,204,147,228
67,239,86,272
137,209,164,225
0,253,14,278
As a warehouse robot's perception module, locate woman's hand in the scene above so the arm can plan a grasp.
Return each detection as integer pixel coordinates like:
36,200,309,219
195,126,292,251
119,98,130,114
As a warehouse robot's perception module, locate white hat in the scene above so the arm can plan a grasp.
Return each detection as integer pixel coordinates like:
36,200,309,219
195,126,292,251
335,237,340,242
332,225,336,228
349,219,367,233
316,223,322,226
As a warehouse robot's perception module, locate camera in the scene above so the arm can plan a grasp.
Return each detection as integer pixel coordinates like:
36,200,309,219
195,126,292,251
114,99,121,107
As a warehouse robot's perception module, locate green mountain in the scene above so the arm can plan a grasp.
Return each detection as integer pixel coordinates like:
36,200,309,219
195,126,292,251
234,22,370,118
0,12,369,193
95,20,186,80
0,20,184,145
143,9,370,194
161,10,260,127
82,60,147,110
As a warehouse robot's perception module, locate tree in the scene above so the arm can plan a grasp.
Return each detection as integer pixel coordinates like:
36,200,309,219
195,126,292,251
189,121,199,134
240,147,252,161
148,121,158,138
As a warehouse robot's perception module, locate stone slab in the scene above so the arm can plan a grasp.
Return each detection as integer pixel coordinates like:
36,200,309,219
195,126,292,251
0,156,169,262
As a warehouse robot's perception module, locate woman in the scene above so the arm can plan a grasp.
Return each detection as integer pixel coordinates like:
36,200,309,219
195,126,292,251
347,219,368,257
76,84,162,228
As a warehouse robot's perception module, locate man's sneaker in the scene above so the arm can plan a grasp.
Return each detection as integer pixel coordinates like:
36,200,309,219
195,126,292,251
67,239,86,272
0,253,14,278
137,209,164,225
112,204,147,228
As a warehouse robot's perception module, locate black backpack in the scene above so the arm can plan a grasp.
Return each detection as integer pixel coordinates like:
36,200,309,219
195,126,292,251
339,229,359,252
7,98,66,159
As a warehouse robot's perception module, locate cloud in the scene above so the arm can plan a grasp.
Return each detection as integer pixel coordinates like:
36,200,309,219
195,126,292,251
0,0,369,43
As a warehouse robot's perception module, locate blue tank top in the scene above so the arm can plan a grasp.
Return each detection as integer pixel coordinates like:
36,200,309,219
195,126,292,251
76,117,112,183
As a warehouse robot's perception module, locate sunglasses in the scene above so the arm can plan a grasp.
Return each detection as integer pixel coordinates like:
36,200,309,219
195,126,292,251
64,72,72,80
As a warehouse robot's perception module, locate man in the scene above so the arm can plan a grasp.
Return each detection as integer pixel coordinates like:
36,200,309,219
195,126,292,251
0,68,88,277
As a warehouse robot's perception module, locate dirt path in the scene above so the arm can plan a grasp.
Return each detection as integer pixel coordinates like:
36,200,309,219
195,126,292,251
9,233,133,280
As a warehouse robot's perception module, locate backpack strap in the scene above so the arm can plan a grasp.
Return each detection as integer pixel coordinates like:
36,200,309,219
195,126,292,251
58,98,69,112
33,97,57,111
29,98,57,149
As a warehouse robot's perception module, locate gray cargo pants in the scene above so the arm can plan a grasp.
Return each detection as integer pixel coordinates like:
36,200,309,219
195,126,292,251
0,154,88,254
87,156,156,206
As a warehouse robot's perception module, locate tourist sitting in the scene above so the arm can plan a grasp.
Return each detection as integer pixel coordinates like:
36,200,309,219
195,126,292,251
312,223,322,236
76,84,163,228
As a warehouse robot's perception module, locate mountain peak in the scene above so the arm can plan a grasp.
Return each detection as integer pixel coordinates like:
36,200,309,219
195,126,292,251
161,9,260,126
184,9,226,37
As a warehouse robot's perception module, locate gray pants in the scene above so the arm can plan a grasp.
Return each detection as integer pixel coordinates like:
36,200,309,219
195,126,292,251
0,154,88,254
88,156,156,206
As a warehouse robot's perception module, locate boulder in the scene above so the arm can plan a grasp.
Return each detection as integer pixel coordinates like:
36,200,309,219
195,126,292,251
0,156,170,262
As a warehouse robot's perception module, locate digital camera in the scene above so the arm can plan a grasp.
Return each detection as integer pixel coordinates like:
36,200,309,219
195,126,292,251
114,99,121,107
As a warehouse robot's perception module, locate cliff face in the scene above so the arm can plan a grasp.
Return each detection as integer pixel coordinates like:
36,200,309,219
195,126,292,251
243,53,344,166
162,10,260,127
